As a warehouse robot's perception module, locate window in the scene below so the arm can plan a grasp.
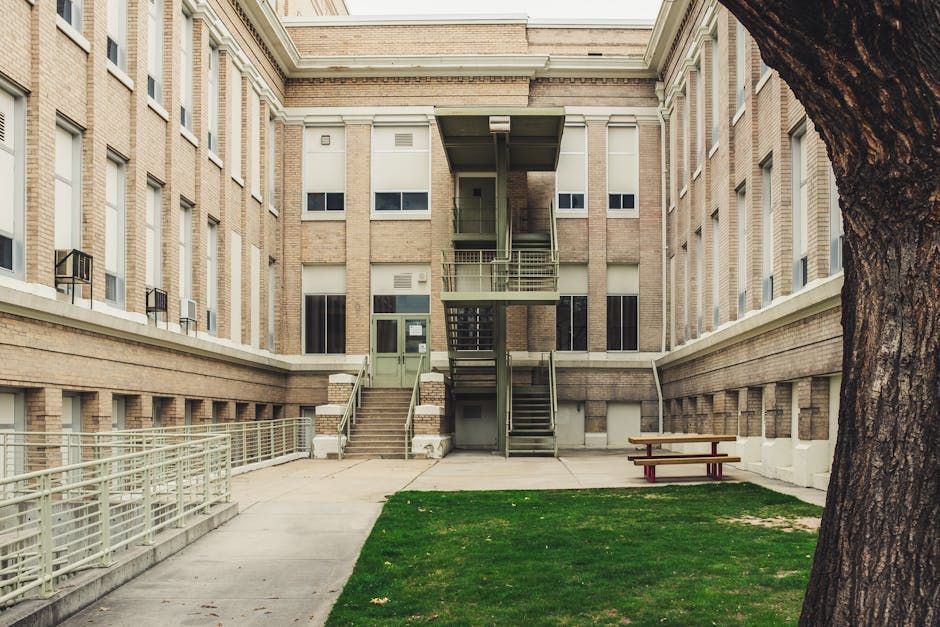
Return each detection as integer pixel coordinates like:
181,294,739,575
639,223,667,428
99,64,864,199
229,69,242,179
302,265,346,354
829,165,843,273
682,243,690,341
304,127,345,212
372,294,431,314
680,91,688,184
695,64,704,168
54,122,82,251
104,157,126,307
736,186,748,315
250,245,260,348
267,258,276,350
607,265,639,351
207,44,219,153
206,219,218,333
373,126,430,212
179,9,193,130
711,211,720,326
556,125,586,210
695,228,703,334
178,202,192,300
249,89,260,198
0,86,25,276
735,20,747,110
267,117,276,207
145,182,162,288
761,161,774,305
106,0,127,70
229,231,242,342
147,0,162,101
57,0,82,31
607,126,637,212
557,296,587,351
710,32,720,144
792,129,809,289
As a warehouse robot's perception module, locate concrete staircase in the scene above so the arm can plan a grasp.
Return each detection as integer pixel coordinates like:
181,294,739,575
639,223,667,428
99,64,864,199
342,388,412,459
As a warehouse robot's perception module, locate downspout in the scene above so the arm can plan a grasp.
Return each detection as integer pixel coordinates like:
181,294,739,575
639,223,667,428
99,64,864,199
655,81,669,434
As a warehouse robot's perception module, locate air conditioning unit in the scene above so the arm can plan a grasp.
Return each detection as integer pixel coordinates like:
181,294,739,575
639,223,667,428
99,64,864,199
54,249,92,283
146,288,168,314
180,298,197,323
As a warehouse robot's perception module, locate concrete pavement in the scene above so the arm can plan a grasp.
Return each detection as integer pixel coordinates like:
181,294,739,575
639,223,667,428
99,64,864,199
60,452,825,626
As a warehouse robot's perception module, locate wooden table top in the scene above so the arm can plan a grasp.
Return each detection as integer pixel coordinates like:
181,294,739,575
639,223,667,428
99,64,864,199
627,434,738,445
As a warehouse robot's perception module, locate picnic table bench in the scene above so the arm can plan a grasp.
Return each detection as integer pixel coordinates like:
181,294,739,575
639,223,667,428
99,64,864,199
627,434,740,483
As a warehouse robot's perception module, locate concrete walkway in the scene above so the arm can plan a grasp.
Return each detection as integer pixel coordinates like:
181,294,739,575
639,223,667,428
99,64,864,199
60,452,825,626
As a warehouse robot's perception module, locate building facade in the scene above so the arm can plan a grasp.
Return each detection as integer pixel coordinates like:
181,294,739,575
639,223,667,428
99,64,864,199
0,0,843,488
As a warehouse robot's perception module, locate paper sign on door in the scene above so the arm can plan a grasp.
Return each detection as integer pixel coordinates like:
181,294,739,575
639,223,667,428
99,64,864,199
418,343,427,353
408,325,424,336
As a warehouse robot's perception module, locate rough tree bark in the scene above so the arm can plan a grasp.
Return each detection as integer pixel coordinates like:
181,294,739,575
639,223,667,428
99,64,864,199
716,1,939,624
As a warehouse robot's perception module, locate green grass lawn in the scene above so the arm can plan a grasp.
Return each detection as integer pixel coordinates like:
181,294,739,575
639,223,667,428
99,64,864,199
327,483,822,626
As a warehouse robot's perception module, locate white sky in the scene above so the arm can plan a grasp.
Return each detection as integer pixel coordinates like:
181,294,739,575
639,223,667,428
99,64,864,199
345,0,664,21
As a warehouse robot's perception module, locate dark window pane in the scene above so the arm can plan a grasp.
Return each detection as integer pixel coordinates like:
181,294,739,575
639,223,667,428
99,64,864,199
376,319,398,353
608,194,621,210
373,295,396,313
402,192,428,211
607,296,622,351
147,76,156,99
326,295,346,353
107,38,118,65
375,192,401,211
625,295,639,351
404,318,427,353
558,193,571,210
624,194,636,210
304,295,326,353
106,274,117,302
306,192,325,212
571,194,585,209
572,295,588,350
326,192,345,211
395,295,430,313
556,296,571,351
0,235,13,271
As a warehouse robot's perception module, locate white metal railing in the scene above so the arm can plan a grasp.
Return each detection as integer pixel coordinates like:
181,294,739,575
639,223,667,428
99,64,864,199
549,350,558,457
0,432,230,607
337,357,369,460
505,351,513,458
441,249,558,293
403,354,425,460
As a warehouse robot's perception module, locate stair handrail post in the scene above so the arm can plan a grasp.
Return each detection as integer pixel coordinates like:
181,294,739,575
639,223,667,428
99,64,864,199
404,354,424,460
549,350,558,457
506,351,513,458
337,356,368,461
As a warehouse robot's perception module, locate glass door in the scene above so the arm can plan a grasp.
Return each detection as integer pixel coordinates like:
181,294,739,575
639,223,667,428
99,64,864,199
402,317,429,385
372,315,401,388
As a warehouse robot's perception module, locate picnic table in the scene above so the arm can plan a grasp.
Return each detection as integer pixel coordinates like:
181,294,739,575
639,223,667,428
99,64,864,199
627,434,740,483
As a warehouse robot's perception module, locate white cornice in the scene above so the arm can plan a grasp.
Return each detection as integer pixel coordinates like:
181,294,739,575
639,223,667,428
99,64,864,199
283,13,530,26
644,0,693,74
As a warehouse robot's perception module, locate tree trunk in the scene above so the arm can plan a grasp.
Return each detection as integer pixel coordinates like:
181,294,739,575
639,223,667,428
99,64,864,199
714,1,940,624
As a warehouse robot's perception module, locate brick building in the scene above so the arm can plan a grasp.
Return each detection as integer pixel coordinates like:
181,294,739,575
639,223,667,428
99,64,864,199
0,0,842,489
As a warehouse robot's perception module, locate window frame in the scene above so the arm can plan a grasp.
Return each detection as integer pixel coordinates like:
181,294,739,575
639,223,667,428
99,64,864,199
303,125,346,215
106,0,127,71
145,180,162,289
104,154,126,308
735,20,747,111
54,119,83,252
371,125,431,216
606,125,639,215
761,159,774,305
791,126,809,290
829,164,844,274
555,124,587,214
711,210,720,327
205,218,218,334
229,68,243,181
0,82,26,278
606,294,639,352
147,0,163,102
556,294,588,352
736,185,748,316
179,8,193,131
178,201,192,301
57,0,83,32
303,294,346,354
207,42,219,155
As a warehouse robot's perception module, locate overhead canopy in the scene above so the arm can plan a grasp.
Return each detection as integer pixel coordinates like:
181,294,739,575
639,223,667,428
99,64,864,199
434,106,566,173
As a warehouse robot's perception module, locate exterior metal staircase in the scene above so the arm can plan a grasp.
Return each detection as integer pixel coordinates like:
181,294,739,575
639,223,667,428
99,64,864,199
507,353,558,456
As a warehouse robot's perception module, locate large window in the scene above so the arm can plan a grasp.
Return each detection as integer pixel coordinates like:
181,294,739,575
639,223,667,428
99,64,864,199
607,126,637,212
145,182,162,288
710,32,720,144
695,63,704,169
54,122,82,251
736,186,748,315
206,219,218,333
179,9,193,131
557,296,587,351
267,258,276,349
106,0,127,71
607,265,639,351
229,231,241,342
792,128,809,290
711,211,720,326
57,0,82,31
761,160,774,305
178,202,192,300
0,86,25,276
267,117,276,208
829,165,843,273
104,157,126,307
229,69,242,179
207,43,219,153
735,20,747,110
556,125,586,210
304,126,345,212
147,0,162,101
249,89,261,198
695,228,703,334
250,244,260,348
302,265,346,354
373,126,429,212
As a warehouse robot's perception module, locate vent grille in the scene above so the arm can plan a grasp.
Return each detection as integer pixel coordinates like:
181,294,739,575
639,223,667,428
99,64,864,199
393,273,412,289
0,111,5,145
394,132,413,148
320,134,330,146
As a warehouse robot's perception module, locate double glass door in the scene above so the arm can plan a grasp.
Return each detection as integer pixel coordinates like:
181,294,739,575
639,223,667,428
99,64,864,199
372,315,429,387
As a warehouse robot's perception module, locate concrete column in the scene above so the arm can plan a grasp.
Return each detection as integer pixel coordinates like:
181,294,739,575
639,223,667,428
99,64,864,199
696,395,712,433
737,388,762,437
763,383,793,438
25,388,62,471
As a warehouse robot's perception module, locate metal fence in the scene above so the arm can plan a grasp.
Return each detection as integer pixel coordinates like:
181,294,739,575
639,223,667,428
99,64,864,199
0,417,312,608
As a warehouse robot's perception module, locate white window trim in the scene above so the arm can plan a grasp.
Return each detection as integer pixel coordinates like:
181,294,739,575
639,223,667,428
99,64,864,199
370,124,432,218
104,154,127,308
207,43,220,156
556,124,588,217
0,81,26,279
147,0,163,104
144,180,162,290
106,0,128,72
56,14,91,53
557,294,588,352
302,125,347,220
147,97,169,122
606,124,639,219
106,61,134,92
54,118,83,252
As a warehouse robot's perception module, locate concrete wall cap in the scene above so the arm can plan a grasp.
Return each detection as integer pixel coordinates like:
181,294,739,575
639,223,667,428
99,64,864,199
315,404,345,415
419,372,445,383
415,404,444,415
328,373,357,384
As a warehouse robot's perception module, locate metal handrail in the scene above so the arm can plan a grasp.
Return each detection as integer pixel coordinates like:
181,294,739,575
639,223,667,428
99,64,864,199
505,351,513,458
403,354,425,460
441,249,557,293
337,356,369,460
549,350,558,457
